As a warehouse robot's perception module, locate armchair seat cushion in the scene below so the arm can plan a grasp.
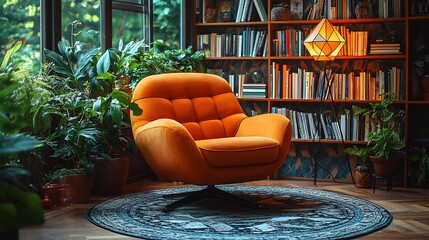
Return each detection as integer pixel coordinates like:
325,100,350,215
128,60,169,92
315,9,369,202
196,137,280,167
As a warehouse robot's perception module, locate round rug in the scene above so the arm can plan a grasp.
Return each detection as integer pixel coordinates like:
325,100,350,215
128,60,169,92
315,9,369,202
87,185,392,240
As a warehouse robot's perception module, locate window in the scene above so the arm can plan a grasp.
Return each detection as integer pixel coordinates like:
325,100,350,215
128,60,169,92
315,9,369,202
0,0,41,73
0,0,184,70
152,0,181,48
112,0,149,47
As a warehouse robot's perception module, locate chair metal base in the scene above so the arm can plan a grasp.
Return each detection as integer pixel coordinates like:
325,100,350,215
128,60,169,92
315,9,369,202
162,185,262,212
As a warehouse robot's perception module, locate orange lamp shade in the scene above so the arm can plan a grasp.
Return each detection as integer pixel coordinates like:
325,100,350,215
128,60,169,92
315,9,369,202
303,18,346,61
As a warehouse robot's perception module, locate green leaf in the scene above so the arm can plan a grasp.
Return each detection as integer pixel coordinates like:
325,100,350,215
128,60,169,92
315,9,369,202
0,135,43,155
1,41,22,71
109,102,122,127
0,182,44,230
97,51,112,74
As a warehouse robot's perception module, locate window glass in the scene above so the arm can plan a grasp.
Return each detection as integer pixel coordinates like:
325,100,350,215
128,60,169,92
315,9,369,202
112,9,147,46
61,0,101,49
0,0,41,73
153,0,180,48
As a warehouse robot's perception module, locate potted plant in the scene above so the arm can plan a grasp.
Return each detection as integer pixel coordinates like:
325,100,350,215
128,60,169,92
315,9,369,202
408,146,429,188
90,90,141,195
0,41,44,239
344,146,372,188
96,39,147,92
41,33,142,199
346,92,405,178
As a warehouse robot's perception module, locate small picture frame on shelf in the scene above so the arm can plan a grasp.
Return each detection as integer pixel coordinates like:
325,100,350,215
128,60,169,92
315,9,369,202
204,0,217,23
290,0,304,20
355,1,373,19
217,0,235,22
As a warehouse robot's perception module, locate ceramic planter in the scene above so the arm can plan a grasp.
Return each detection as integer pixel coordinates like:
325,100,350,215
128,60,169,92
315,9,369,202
370,155,402,177
92,155,130,195
354,170,372,188
60,174,93,204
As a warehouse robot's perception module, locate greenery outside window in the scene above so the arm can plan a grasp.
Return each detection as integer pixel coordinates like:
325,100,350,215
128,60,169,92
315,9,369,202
0,0,40,73
62,0,101,49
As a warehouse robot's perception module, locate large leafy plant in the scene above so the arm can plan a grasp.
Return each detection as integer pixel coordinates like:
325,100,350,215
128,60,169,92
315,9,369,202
43,40,100,92
0,41,44,236
42,33,142,181
408,146,429,188
96,39,147,86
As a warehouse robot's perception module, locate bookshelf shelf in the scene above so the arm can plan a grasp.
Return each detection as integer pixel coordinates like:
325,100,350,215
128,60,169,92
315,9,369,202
205,57,267,60
192,0,428,187
270,18,406,25
270,55,406,60
195,21,268,27
292,139,368,145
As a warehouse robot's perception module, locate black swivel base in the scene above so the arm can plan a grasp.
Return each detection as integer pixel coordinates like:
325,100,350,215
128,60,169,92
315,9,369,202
162,185,262,212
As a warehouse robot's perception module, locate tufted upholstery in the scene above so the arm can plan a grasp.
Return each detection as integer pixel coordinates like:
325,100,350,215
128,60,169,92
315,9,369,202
131,73,292,186
131,72,246,140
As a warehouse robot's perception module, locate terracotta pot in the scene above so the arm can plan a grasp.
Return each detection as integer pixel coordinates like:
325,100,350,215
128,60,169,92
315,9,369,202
60,174,93,204
42,183,62,206
92,155,130,195
354,170,372,188
370,155,402,177
42,183,75,206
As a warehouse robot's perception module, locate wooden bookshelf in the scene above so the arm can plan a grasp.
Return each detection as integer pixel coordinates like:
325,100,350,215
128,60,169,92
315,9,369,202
191,0,429,187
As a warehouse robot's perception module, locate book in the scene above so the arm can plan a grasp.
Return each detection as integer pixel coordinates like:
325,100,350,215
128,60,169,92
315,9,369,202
252,0,268,21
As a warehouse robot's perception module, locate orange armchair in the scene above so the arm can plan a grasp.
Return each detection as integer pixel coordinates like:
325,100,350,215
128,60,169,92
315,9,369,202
131,73,292,211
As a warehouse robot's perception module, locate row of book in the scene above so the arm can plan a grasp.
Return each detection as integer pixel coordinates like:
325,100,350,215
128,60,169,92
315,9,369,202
207,69,267,98
270,63,405,101
197,29,268,57
196,0,267,23
297,0,404,20
273,26,370,57
199,27,401,58
235,0,267,22
271,107,376,141
196,0,405,23
229,74,266,98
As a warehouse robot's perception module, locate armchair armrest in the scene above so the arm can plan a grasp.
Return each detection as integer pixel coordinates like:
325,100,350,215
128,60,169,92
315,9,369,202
235,113,292,172
235,113,292,144
132,119,206,182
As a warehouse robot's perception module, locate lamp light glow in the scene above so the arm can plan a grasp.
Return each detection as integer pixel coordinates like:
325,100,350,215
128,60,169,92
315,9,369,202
303,18,346,61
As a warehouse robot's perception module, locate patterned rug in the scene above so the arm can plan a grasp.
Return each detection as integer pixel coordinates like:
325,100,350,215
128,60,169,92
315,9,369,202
87,185,392,240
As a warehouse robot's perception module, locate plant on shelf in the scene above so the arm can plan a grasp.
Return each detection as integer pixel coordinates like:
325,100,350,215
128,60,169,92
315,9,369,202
407,146,429,188
0,41,44,239
345,92,405,177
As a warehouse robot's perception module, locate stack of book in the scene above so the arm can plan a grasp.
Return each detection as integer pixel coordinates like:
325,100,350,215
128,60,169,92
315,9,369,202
369,43,401,55
242,83,266,98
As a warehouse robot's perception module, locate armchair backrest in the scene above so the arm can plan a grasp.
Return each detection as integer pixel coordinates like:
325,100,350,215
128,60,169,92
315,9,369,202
131,73,247,140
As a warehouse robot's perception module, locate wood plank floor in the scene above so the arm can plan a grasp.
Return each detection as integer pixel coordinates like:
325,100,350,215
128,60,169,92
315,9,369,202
20,179,429,240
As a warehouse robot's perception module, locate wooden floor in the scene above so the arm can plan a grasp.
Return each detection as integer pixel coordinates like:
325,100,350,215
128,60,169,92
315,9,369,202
20,179,429,240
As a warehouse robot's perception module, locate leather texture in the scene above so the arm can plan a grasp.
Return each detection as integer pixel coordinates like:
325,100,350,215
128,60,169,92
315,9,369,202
131,73,292,185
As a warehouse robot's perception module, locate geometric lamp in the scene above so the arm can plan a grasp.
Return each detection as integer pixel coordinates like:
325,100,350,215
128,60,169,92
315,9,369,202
304,18,346,61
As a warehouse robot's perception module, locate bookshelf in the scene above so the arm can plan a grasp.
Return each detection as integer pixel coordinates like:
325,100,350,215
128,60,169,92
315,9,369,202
192,0,429,187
